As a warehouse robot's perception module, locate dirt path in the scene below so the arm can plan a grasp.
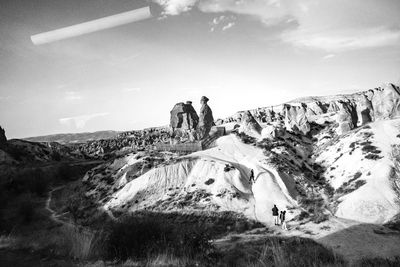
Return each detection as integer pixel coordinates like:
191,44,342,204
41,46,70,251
45,186,66,224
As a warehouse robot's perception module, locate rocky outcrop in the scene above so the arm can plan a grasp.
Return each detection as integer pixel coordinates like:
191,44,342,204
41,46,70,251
284,104,310,135
328,101,340,113
198,96,215,139
0,126,7,149
336,101,358,134
261,121,285,139
371,84,400,120
239,111,262,138
305,101,325,118
356,94,373,125
170,101,199,141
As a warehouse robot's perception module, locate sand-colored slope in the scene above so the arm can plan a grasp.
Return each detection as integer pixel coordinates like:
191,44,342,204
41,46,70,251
105,135,299,224
317,119,400,223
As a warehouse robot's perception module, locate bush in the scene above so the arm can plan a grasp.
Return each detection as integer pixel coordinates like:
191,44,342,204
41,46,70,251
30,169,49,196
220,236,344,267
105,215,214,262
298,211,310,221
204,178,215,185
311,213,329,224
18,195,35,223
5,168,50,196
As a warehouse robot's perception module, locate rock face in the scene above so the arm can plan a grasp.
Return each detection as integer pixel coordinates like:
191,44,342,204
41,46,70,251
0,126,6,149
239,111,262,138
284,104,310,135
198,96,215,139
357,94,373,125
371,83,400,120
261,121,285,139
305,101,325,118
336,101,358,134
170,101,199,139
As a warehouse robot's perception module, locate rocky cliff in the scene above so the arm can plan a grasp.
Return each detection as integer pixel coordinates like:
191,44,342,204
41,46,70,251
221,83,400,136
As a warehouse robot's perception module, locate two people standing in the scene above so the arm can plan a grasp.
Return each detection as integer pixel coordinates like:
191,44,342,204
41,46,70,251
272,204,288,230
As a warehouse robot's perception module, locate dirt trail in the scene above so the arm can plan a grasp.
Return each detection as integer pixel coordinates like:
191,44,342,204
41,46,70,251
45,186,66,224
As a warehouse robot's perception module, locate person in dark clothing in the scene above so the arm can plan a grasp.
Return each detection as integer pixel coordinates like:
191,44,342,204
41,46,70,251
249,169,255,184
272,204,279,225
280,210,287,230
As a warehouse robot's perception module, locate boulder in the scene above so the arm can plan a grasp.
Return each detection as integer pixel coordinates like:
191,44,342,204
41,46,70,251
284,104,310,135
336,101,358,134
0,126,6,149
239,111,262,138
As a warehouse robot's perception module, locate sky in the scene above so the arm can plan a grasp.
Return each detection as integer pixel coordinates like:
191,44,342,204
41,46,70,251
0,0,399,138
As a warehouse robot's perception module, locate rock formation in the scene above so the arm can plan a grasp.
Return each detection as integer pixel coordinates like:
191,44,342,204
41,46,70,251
284,104,310,135
170,101,199,140
261,121,285,139
239,111,262,138
198,96,215,139
371,83,400,120
305,101,326,118
0,126,7,149
357,94,373,125
336,101,358,134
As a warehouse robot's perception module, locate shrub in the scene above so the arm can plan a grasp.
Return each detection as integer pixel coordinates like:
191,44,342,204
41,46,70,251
30,168,49,196
224,165,234,172
18,195,35,223
105,216,214,262
204,178,215,185
220,236,344,267
365,154,383,160
311,213,329,224
298,211,310,221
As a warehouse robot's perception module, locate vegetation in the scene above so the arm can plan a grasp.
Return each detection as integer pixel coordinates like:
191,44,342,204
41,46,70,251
218,236,345,267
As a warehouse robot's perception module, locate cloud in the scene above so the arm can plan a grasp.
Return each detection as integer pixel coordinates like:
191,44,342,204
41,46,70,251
153,0,400,51
59,112,109,129
155,0,198,15
222,22,235,31
209,14,236,32
322,54,335,60
0,96,10,102
64,91,83,101
122,87,142,93
282,27,400,51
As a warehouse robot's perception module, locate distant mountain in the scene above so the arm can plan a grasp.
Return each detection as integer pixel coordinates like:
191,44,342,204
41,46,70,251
23,130,121,144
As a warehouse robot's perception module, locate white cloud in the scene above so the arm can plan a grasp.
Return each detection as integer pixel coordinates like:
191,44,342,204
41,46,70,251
209,14,236,32
154,0,197,15
322,54,335,60
64,91,82,101
153,0,400,51
222,22,235,31
282,27,400,51
59,112,109,129
122,87,142,93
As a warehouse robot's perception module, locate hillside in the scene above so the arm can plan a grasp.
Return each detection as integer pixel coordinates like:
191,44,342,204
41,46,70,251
23,130,121,144
1,83,400,265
